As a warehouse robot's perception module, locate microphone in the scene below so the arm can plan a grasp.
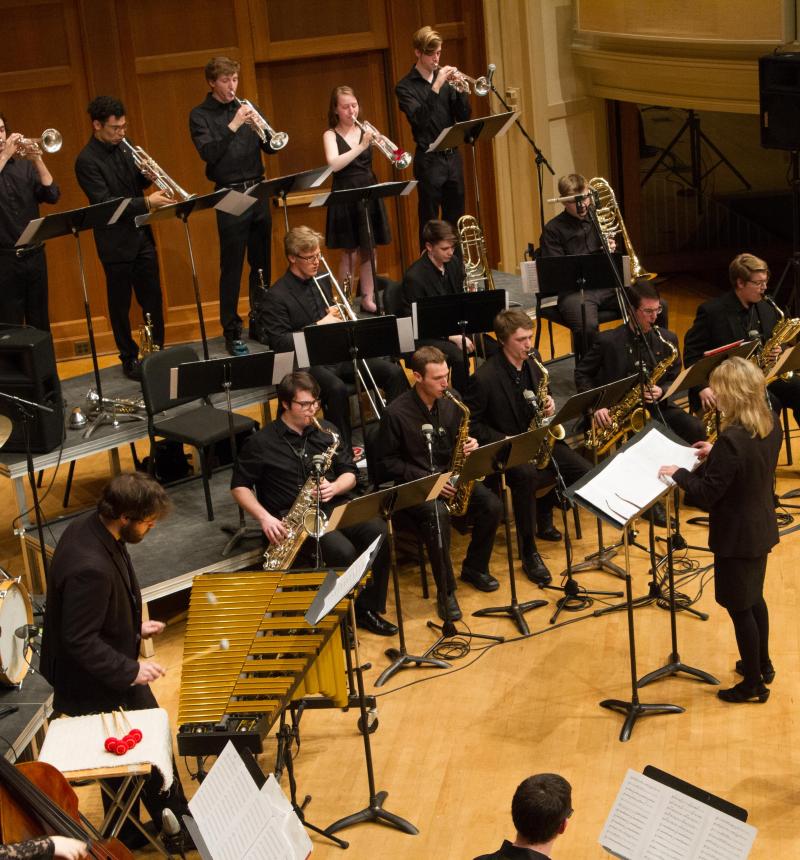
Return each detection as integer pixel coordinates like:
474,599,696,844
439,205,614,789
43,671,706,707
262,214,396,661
311,453,326,473
161,809,187,859
486,63,496,89
15,624,39,640
421,423,435,442
522,388,536,407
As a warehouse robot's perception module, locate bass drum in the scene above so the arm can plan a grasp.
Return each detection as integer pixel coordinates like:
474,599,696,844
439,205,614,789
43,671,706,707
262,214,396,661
0,578,33,686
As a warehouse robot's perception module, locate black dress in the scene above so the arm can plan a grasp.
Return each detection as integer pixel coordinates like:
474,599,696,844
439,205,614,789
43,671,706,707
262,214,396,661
325,131,391,250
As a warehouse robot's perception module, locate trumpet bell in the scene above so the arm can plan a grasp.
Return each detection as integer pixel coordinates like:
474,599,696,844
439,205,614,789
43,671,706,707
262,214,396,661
473,77,491,97
394,150,412,170
268,131,289,151
41,128,62,154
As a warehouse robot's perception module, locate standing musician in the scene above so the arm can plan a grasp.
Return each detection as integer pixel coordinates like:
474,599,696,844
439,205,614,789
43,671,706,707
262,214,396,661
539,173,619,353
231,371,397,637
0,112,61,331
377,346,502,621
402,219,496,393
75,96,169,381
575,282,705,445
683,252,800,424
323,85,394,314
262,226,407,455
396,26,471,249
189,56,278,356
468,309,592,586
39,473,190,853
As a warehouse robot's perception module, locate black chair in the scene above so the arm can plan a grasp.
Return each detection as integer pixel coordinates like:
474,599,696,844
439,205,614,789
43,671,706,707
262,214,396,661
140,345,258,521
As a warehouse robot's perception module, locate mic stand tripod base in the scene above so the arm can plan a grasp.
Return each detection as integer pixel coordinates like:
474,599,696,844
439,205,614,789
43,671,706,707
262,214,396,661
82,408,145,440
470,599,545,637
599,697,685,744
638,653,719,689
220,509,263,557
567,546,627,581
376,649,451,688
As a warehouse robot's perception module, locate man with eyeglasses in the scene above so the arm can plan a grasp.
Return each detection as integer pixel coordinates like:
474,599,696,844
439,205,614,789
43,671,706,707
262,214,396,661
684,252,800,427
75,96,170,381
230,371,397,636
262,225,408,455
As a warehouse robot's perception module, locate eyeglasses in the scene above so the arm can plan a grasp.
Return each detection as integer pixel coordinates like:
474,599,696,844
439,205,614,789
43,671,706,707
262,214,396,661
292,398,320,410
296,252,321,263
746,279,769,287
639,305,663,316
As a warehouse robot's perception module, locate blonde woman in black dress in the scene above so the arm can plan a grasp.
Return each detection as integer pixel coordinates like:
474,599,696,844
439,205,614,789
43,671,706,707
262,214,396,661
323,85,393,314
659,357,781,704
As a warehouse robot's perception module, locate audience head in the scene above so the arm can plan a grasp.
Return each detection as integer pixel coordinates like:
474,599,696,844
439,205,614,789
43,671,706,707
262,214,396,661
511,773,573,847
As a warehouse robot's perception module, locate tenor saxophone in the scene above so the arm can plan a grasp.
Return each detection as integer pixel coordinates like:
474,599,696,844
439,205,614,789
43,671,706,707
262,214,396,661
443,389,474,517
262,418,340,571
527,352,566,469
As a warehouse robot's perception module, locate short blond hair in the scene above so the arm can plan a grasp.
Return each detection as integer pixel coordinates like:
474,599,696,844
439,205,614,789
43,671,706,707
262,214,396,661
729,252,769,287
711,356,774,439
413,26,442,54
285,226,323,258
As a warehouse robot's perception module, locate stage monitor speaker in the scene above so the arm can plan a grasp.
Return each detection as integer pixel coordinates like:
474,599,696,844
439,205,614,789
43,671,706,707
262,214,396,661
0,327,64,454
759,53,800,151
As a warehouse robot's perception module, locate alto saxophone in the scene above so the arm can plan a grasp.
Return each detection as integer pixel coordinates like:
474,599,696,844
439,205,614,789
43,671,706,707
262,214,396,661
262,418,340,571
527,352,566,469
443,389,474,517
756,294,800,377
585,326,678,455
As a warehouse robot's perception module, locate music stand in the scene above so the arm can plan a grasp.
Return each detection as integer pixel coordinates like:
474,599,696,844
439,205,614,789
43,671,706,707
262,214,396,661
247,166,332,233
413,291,508,386
427,111,517,223
170,349,294,554
325,474,453,687
310,181,417,306
136,189,255,360
17,198,139,439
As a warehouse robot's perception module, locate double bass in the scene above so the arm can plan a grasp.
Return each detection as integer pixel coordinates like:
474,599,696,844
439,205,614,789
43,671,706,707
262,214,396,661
0,755,132,859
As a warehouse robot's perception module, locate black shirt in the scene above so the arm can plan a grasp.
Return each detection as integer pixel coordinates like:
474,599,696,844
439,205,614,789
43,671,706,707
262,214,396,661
474,840,550,860
395,65,471,152
189,93,275,187
231,417,355,517
402,250,463,315
539,209,602,257
262,268,334,354
0,157,60,248
498,353,537,431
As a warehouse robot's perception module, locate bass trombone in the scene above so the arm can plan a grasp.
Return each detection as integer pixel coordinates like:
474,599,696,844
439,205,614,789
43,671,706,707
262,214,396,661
120,138,192,201
353,119,411,169
232,96,289,151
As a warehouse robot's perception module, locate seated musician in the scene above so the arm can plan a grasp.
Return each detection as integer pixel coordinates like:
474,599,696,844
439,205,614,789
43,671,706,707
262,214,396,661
401,219,497,393
684,252,800,426
0,837,88,860
539,173,619,353
230,371,397,637
468,309,592,585
377,346,502,620
261,226,408,455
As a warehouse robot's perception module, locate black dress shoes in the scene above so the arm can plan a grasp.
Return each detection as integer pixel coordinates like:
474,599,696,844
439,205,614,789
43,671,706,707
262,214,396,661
122,358,142,381
717,682,770,703
225,337,249,356
436,592,462,622
460,566,499,592
522,552,552,586
355,609,398,637
536,524,562,542
735,659,775,684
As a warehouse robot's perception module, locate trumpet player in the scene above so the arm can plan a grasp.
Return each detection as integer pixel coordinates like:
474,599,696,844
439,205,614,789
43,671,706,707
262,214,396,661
189,56,279,356
396,26,471,249
261,226,407,455
75,97,168,380
468,309,592,586
323,85,394,314
0,112,61,331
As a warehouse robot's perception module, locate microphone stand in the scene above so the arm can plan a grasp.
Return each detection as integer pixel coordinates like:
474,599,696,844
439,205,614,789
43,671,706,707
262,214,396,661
312,457,324,570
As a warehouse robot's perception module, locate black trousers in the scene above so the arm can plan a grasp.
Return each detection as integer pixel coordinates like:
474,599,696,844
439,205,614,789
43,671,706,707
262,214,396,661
413,150,465,250
216,201,271,339
486,463,552,553
310,359,408,451
404,481,501,597
102,240,164,363
319,518,390,614
0,249,50,330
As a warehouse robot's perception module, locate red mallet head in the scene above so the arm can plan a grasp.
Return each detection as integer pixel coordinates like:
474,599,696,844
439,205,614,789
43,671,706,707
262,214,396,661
104,737,118,752
129,729,143,743
114,742,128,756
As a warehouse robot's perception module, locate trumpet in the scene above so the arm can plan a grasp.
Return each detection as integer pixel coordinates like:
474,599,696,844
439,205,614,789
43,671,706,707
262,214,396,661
232,96,289,151
353,119,411,169
119,138,192,201
86,388,146,415
435,66,490,97
3,128,62,159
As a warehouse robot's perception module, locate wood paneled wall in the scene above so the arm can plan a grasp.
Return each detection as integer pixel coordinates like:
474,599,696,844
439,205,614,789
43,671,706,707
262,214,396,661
0,0,494,359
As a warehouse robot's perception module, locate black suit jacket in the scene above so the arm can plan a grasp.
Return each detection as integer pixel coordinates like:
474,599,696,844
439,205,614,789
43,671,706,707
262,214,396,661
74,136,152,264
40,511,143,714
672,421,781,557
467,351,544,444
263,269,333,354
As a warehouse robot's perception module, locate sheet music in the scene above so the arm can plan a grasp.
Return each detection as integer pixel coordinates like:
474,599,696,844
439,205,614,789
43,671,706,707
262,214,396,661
520,260,539,294
600,770,756,859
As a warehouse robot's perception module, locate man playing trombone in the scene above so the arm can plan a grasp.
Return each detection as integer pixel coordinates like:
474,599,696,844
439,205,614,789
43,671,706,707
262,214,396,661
262,226,408,455
75,97,169,380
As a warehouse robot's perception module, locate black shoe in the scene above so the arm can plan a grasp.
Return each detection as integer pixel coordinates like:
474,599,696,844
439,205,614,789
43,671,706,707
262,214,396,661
122,358,142,381
522,552,552,586
735,659,775,684
536,524,562,542
460,566,499,592
356,609,398,637
717,682,770,703
437,592,462,621
225,337,249,356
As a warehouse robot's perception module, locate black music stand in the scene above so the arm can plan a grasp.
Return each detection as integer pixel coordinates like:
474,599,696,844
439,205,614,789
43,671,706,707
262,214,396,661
136,189,255,360
427,111,516,223
325,474,453,687
311,181,417,307
17,198,133,439
413,291,508,387
464,432,550,635
247,166,332,233
170,349,294,554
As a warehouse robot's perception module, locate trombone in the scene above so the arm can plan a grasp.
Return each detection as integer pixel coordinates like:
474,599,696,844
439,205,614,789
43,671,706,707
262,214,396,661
232,96,289,151
119,138,192,201
311,254,387,415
